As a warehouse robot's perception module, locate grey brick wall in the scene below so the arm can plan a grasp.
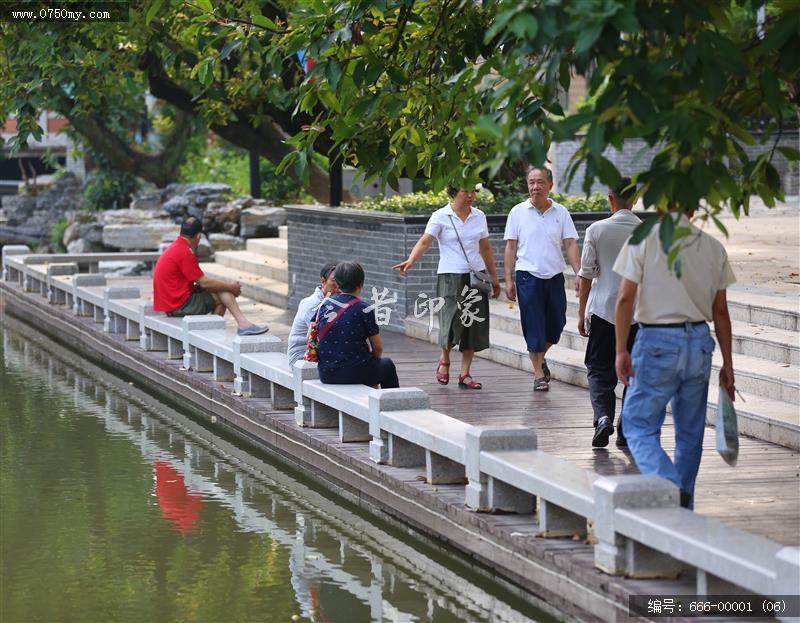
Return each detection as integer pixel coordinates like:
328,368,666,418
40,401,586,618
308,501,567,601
552,131,799,196
286,205,608,333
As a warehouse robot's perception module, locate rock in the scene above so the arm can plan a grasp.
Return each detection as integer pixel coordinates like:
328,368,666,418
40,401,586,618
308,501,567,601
163,195,190,218
196,234,214,260
102,208,172,225
208,233,245,252
130,191,163,211
63,212,105,247
240,206,286,238
184,182,231,197
203,201,241,234
187,204,205,221
102,223,180,250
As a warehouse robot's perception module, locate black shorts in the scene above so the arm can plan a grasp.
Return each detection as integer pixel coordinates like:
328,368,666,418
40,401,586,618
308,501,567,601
167,287,216,317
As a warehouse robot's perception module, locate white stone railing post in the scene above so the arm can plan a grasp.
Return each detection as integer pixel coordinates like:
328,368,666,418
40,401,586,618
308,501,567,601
138,301,156,350
103,287,140,333
368,388,430,464
1,245,29,282
232,335,281,397
46,263,77,304
181,315,225,370
292,360,319,426
72,274,106,317
465,426,537,513
593,475,681,578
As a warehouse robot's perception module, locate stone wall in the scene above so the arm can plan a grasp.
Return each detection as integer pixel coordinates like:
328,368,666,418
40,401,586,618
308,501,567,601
285,205,608,332
552,131,800,196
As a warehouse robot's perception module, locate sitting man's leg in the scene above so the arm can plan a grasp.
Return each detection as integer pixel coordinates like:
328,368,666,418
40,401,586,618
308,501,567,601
211,291,268,336
376,357,399,389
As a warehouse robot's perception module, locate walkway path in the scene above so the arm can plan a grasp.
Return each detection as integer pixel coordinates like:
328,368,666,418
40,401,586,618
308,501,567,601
88,276,799,546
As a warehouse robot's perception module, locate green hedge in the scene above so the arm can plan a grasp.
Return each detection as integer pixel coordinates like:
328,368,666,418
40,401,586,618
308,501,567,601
347,189,608,215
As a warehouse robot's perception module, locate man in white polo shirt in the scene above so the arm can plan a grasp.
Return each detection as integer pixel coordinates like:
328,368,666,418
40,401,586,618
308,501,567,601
614,207,736,510
577,178,641,448
504,166,581,391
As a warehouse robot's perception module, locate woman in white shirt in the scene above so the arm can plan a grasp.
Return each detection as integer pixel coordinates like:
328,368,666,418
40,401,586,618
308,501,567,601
394,186,500,389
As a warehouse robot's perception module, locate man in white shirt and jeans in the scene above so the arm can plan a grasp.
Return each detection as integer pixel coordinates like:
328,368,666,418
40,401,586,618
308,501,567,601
614,207,736,509
504,166,581,391
577,178,641,448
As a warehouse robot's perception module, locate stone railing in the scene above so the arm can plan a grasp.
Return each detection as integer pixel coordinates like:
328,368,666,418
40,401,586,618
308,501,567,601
4,245,798,599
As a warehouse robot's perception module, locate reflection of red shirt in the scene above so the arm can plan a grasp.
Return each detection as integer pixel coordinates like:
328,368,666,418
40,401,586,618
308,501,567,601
153,237,204,312
154,461,204,534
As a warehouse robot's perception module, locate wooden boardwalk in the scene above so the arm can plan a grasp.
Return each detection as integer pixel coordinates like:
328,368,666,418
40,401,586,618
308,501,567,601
234,288,800,547
30,275,800,546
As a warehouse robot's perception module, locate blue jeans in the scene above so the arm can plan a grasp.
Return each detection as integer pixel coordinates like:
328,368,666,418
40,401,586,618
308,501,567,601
621,323,715,509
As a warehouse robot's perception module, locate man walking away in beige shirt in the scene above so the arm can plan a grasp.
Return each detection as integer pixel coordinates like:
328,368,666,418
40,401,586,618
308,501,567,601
613,207,736,510
577,178,641,448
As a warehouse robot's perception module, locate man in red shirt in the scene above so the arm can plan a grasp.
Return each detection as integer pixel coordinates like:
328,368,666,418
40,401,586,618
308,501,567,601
153,217,268,336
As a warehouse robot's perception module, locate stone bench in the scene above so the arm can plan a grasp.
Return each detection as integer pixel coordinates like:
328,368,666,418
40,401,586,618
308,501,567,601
185,323,236,380
72,276,108,321
302,380,374,442
593,475,800,596
46,264,78,304
1,245,29,282
140,309,185,359
237,344,294,409
378,408,471,484
104,292,143,339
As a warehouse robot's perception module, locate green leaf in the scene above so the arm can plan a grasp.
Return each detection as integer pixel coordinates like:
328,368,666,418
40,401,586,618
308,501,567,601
629,216,658,245
196,0,213,13
251,14,278,30
219,39,241,61
145,0,164,26
509,13,537,40
325,61,343,90
778,146,800,161
659,214,675,255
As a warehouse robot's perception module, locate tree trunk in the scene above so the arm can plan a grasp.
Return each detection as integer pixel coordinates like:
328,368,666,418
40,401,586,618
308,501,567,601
147,73,350,204
60,104,193,188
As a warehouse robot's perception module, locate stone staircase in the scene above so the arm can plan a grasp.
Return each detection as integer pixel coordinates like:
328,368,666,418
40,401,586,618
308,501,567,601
407,273,800,450
199,227,290,309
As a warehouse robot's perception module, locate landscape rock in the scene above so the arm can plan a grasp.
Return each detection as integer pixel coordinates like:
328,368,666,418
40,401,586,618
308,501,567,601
103,222,180,250
240,206,286,238
203,201,241,235
208,233,245,252
196,234,214,260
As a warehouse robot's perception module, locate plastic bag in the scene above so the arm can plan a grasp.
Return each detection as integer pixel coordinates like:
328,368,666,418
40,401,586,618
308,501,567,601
715,388,739,466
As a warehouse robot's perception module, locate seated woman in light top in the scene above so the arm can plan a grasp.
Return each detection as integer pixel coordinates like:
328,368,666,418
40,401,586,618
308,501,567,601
287,262,338,367
316,262,399,389
394,185,500,389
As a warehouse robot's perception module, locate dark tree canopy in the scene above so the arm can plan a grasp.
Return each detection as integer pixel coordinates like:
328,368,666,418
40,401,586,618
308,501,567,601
2,0,798,246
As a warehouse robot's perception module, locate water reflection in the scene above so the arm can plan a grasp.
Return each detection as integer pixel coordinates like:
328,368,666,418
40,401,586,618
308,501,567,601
1,318,556,623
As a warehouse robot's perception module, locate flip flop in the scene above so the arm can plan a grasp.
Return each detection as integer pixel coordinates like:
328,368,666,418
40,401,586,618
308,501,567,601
542,360,551,383
436,360,450,385
458,374,482,389
533,377,549,392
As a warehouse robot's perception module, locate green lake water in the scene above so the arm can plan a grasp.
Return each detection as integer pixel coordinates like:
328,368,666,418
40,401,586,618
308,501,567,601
0,316,558,623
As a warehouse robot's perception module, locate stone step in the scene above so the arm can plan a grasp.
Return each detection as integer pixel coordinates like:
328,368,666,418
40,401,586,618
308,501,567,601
561,272,800,332
279,225,288,240
213,250,288,282
487,302,800,403
199,262,288,309
406,319,800,450
491,299,800,366
245,237,288,260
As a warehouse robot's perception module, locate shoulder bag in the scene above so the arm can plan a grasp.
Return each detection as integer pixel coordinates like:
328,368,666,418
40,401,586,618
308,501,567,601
447,214,493,296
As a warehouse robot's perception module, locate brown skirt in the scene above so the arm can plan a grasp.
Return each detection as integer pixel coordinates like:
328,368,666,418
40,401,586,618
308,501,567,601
436,273,490,352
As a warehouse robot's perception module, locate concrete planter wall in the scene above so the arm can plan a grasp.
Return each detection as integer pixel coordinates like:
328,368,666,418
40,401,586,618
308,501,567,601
285,205,624,333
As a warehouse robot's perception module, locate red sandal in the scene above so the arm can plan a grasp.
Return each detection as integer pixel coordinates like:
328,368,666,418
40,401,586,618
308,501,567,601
436,360,450,385
458,374,482,390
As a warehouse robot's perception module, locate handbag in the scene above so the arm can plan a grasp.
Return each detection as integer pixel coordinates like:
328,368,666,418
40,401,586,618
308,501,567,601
447,214,493,296
303,297,360,362
715,387,739,466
